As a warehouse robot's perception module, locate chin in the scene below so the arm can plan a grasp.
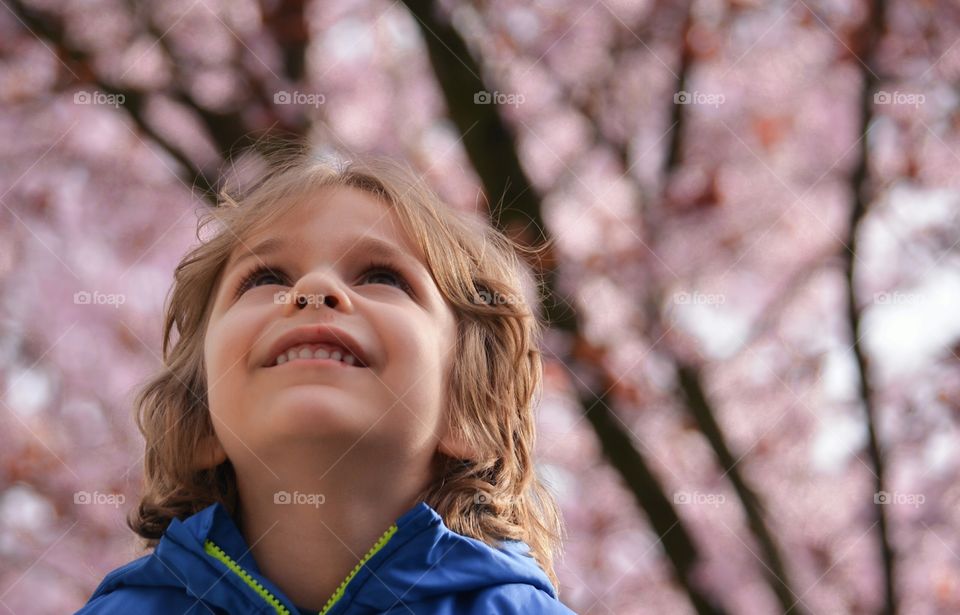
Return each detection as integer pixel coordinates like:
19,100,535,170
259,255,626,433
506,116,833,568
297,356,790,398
258,388,370,432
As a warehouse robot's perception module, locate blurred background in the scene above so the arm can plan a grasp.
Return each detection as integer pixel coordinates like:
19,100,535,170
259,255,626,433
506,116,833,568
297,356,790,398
1,0,959,613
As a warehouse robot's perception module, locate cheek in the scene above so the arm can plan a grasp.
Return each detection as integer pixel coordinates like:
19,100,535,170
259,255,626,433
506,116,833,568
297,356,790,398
393,313,457,396
203,322,229,381
390,318,449,372
203,316,251,407
207,304,266,366
202,331,227,417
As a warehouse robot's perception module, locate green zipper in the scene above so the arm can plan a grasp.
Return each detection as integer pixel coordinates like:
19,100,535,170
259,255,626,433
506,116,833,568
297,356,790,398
204,523,398,615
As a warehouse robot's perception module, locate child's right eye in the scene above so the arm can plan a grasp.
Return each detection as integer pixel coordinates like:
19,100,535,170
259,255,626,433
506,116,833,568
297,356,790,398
234,265,287,297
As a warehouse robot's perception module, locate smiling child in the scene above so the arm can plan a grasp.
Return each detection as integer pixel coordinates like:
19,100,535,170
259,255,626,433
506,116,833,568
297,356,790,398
78,148,575,614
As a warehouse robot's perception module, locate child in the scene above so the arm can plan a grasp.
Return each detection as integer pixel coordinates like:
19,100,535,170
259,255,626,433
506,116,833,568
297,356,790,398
77,147,576,614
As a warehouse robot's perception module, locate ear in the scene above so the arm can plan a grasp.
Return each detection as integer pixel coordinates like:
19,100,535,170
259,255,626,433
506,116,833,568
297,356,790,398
194,432,228,470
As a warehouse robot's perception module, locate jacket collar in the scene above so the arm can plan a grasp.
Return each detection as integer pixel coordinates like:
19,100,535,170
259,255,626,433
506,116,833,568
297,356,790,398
106,501,554,614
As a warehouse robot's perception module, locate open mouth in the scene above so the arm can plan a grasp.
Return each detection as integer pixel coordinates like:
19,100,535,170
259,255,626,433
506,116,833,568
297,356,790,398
269,343,368,368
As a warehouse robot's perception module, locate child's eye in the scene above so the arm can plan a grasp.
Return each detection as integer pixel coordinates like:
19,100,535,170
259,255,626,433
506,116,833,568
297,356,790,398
233,262,414,299
360,263,413,294
234,265,287,298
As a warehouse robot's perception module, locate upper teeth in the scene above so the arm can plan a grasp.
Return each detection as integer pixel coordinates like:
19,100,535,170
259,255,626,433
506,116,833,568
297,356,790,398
273,343,359,367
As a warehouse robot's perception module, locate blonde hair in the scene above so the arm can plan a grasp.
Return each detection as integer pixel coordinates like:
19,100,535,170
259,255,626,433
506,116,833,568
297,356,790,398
127,145,566,590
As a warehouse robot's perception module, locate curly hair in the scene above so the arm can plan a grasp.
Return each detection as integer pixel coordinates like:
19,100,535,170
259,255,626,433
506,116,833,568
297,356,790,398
126,144,566,591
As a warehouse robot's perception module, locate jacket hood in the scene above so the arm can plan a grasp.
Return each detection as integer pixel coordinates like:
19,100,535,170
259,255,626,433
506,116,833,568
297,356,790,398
86,501,559,614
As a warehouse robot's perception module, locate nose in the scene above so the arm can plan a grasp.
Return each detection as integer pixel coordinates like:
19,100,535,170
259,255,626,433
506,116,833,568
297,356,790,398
282,269,353,315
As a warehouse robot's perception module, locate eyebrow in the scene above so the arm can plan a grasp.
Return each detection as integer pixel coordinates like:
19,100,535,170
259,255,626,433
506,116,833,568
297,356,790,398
225,235,425,276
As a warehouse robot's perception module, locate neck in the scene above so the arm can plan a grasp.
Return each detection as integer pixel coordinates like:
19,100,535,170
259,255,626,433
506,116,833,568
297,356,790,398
234,451,436,611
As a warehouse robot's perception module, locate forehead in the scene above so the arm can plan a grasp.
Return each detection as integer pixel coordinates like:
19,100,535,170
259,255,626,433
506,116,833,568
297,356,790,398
224,185,426,270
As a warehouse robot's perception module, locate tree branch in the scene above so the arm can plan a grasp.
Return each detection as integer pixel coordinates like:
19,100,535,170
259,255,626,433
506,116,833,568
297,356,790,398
400,1,727,612
10,0,313,203
8,0,220,198
840,0,895,612
547,7,810,613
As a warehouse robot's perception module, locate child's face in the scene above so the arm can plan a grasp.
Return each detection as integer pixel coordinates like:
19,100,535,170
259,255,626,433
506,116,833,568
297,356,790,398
202,186,470,487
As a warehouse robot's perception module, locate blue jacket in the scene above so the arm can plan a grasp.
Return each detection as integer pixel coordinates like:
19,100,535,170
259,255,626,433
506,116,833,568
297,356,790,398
77,501,577,614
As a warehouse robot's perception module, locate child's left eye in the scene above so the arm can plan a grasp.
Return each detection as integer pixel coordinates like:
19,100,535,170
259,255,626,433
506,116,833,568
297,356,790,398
359,263,413,293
